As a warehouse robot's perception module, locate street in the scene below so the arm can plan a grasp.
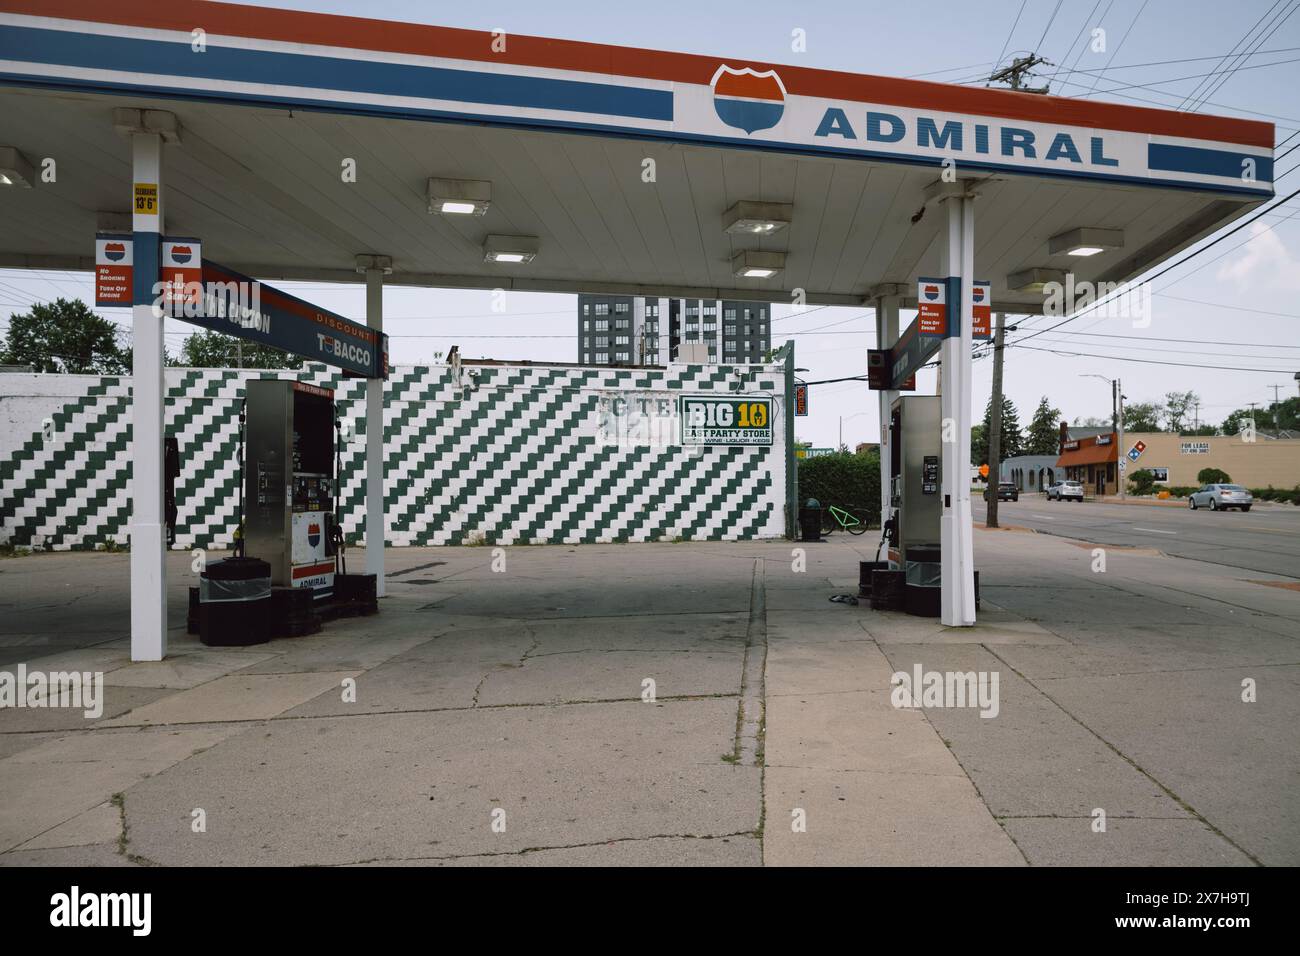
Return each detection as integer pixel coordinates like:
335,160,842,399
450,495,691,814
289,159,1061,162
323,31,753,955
974,497,1300,579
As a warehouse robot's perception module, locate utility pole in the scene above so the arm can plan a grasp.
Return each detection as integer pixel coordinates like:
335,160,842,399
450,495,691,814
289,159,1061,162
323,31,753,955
1115,379,1125,500
1269,384,1283,430
986,313,1007,529
986,55,1052,94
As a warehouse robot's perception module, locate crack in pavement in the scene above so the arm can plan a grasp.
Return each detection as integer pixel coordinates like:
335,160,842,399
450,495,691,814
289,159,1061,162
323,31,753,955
981,643,1265,867
333,829,759,866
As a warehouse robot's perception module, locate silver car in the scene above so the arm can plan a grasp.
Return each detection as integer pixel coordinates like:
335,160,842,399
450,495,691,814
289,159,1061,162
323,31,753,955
1046,480,1085,502
1189,483,1253,511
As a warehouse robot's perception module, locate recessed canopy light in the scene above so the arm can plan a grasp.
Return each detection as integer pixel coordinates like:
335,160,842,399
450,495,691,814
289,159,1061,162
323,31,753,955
483,235,538,264
723,200,792,236
428,178,491,216
0,147,34,188
1048,227,1124,257
1007,268,1068,293
732,250,785,279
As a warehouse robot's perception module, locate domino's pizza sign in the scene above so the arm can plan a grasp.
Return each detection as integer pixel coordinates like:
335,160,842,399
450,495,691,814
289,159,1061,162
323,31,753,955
1127,440,1147,462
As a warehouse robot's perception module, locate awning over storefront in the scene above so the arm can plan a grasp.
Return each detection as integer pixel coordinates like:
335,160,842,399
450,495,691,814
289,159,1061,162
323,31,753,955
1056,441,1118,469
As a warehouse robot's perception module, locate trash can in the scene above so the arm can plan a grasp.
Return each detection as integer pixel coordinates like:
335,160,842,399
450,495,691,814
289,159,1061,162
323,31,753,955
858,560,890,599
199,557,272,646
798,498,822,542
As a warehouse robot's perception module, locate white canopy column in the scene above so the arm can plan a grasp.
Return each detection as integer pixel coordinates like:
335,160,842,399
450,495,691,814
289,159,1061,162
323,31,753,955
356,254,391,597
121,109,179,661
933,181,978,627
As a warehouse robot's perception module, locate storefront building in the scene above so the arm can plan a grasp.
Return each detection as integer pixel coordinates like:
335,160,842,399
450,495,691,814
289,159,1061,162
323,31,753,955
1120,433,1300,490
1058,433,1120,496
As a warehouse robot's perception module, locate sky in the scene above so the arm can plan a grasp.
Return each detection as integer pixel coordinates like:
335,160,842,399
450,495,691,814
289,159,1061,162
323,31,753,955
3,0,1300,451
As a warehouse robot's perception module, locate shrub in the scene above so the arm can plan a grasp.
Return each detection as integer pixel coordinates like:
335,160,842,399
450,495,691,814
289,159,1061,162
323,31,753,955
798,450,881,526
1197,467,1232,485
1128,469,1156,495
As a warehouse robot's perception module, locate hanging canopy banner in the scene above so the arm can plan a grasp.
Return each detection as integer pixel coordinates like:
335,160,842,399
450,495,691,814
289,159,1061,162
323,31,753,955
166,260,387,379
886,321,939,391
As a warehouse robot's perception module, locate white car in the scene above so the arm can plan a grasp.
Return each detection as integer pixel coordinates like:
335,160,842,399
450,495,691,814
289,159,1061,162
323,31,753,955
1189,483,1253,512
1046,480,1085,502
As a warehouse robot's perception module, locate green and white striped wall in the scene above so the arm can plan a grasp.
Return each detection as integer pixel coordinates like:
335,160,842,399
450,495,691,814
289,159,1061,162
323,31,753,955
0,362,789,550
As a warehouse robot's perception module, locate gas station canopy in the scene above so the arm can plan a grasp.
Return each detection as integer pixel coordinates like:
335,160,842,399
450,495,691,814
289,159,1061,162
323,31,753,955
0,0,1275,309
0,0,1279,649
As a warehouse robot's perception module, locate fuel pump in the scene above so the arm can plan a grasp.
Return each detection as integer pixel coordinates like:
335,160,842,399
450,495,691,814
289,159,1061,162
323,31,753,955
883,395,943,617
244,380,338,600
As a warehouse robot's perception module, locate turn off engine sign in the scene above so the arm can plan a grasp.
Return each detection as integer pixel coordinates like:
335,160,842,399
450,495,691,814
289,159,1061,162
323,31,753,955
680,397,773,446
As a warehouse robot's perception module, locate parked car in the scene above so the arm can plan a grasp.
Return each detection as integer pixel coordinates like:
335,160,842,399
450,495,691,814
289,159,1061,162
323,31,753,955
984,482,1019,502
1188,483,1253,512
1046,480,1085,502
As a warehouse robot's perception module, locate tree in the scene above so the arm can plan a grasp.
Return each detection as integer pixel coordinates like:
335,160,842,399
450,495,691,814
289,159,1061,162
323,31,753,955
1025,397,1063,455
1198,467,1232,485
1073,415,1108,427
1162,390,1200,433
1123,401,1163,433
970,422,987,467
177,330,302,369
1267,397,1300,431
0,298,130,374
1222,408,1254,436
973,397,1022,464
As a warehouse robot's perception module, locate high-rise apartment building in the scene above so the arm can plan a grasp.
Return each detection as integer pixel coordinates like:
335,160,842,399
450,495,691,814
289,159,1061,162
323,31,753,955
577,294,660,366
578,295,769,366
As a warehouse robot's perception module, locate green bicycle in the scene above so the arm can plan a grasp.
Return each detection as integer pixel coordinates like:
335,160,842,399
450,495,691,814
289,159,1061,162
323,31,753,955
820,504,870,536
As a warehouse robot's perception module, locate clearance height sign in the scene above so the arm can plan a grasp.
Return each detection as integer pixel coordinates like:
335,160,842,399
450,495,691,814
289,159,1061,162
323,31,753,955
681,397,773,446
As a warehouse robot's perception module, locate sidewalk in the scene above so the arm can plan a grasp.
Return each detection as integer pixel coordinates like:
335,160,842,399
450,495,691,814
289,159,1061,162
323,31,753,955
1,527,1296,865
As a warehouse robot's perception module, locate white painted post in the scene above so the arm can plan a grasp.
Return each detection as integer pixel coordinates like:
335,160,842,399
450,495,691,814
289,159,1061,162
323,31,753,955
130,131,167,661
361,258,388,597
874,293,900,542
939,192,977,627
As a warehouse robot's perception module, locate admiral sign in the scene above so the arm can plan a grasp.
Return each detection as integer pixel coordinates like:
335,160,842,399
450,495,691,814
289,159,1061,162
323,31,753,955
0,9,1273,198
680,397,773,446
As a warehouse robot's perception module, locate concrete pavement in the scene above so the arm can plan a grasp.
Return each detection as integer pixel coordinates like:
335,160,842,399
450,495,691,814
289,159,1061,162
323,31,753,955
1,524,1296,865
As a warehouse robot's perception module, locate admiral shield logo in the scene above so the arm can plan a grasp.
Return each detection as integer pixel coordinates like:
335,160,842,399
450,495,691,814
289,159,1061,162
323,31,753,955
170,244,193,264
308,522,321,548
104,242,126,262
711,65,785,134
923,283,941,300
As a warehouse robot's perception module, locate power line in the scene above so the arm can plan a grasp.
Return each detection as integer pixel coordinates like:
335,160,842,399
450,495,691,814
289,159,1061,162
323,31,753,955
1010,343,1297,373
994,0,1030,73
1006,186,1300,351
1177,0,1288,110
1186,1,1299,112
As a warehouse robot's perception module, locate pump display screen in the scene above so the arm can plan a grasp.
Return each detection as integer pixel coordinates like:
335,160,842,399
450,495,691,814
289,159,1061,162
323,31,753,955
922,455,939,494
